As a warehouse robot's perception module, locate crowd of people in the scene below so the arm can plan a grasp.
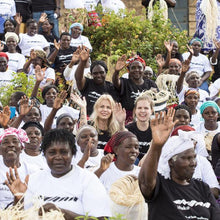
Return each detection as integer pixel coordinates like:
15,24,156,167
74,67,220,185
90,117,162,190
0,0,220,219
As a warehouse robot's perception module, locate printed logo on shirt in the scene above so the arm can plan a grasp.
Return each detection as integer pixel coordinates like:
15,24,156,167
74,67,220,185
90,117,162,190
88,91,101,103
131,90,144,99
41,196,78,202
174,199,211,210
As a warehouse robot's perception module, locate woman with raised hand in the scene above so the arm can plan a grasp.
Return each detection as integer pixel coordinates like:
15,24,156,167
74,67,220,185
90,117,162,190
75,46,119,116
139,108,220,219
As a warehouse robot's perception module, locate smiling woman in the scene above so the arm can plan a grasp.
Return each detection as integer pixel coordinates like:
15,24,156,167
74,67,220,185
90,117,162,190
5,129,111,219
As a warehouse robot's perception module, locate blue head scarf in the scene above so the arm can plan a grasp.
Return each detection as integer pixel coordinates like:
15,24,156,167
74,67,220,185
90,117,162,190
200,101,220,114
190,37,203,47
69,23,83,34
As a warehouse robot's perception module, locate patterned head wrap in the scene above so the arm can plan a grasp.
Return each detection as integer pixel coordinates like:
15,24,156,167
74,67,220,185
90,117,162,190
200,101,220,114
169,58,182,67
69,23,83,34
185,71,200,82
190,37,203,47
5,32,19,43
184,88,200,98
34,49,50,67
0,127,29,147
158,130,199,179
126,55,146,68
104,131,137,157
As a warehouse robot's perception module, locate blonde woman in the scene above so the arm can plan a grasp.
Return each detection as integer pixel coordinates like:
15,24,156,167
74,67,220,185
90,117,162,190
90,94,126,149
126,94,153,162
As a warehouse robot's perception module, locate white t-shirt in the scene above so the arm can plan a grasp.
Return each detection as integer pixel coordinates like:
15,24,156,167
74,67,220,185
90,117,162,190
177,85,209,107
6,52,26,73
0,0,16,16
70,35,92,51
18,34,50,57
190,110,203,128
28,64,55,88
0,158,38,209
209,78,220,97
72,145,104,172
193,155,220,189
0,69,14,88
64,0,84,9
101,0,125,14
40,104,79,128
20,151,48,171
24,165,112,217
195,121,220,134
182,52,212,77
84,0,98,11
100,162,141,192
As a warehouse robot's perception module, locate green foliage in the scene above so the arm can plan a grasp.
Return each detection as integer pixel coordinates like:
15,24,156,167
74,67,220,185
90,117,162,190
75,213,127,220
0,72,36,106
82,3,189,73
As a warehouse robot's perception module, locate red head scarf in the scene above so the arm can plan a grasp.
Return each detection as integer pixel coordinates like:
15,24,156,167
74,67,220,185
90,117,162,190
0,52,9,62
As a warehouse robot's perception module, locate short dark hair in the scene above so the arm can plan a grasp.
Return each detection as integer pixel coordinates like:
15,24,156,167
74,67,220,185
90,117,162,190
90,60,108,74
174,104,192,120
26,18,37,27
11,91,26,102
41,129,76,155
22,121,44,136
60,32,71,39
42,85,59,100
4,19,16,28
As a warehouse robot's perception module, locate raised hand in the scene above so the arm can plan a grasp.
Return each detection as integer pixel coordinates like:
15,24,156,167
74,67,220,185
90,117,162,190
79,46,90,62
18,96,33,116
156,54,165,67
100,154,115,171
115,54,127,72
113,102,126,125
5,166,29,201
150,108,177,148
35,65,45,82
54,39,60,51
0,106,11,128
71,47,81,64
213,39,220,49
53,90,67,109
164,40,173,52
182,59,190,73
14,13,22,25
186,44,194,55
70,93,86,109
39,12,47,23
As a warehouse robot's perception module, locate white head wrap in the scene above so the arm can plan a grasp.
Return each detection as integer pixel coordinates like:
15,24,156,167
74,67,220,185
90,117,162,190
158,130,200,179
5,32,19,43
144,66,153,73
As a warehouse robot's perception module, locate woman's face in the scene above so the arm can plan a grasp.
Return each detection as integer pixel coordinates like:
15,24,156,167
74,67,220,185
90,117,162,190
44,88,57,107
23,107,42,123
45,142,73,178
171,42,178,55
97,99,112,120
0,57,8,72
143,70,153,80
27,22,38,36
77,128,98,152
42,20,52,33
168,62,180,75
187,73,200,88
91,65,106,85
6,37,17,51
114,137,139,165
192,41,202,54
33,57,43,68
71,26,82,39
169,148,196,181
184,94,199,109
129,61,144,81
4,20,15,32
135,100,152,122
25,126,42,150
57,117,76,133
60,35,71,49
202,106,219,124
174,109,190,127
1,135,22,162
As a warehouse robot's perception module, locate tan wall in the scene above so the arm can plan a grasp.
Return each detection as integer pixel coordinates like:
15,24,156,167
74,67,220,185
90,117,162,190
188,0,196,37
